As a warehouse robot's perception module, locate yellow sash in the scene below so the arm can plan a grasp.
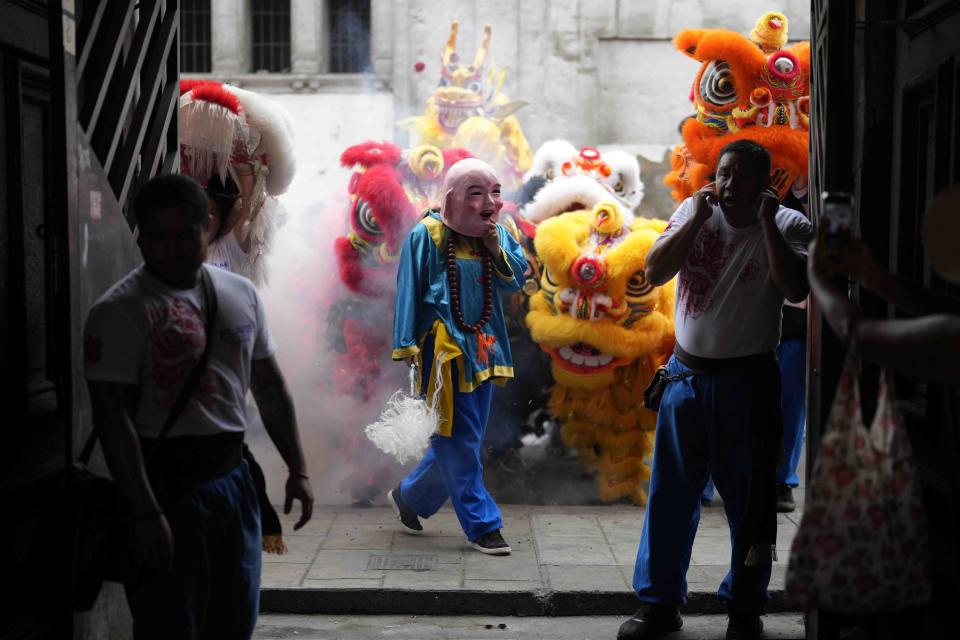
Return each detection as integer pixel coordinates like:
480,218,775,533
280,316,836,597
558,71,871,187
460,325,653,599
420,321,462,437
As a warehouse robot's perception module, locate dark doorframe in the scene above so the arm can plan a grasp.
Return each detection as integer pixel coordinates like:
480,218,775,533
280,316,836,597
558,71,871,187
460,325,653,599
808,1,960,638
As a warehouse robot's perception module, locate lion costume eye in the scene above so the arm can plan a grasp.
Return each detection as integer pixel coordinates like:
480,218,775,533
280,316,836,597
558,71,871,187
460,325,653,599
541,267,559,310
544,267,558,287
354,198,383,236
626,270,654,298
621,269,656,327
699,60,738,107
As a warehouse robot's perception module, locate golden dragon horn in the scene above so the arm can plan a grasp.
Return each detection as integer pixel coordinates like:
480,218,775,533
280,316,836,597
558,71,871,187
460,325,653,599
473,24,492,69
443,20,459,65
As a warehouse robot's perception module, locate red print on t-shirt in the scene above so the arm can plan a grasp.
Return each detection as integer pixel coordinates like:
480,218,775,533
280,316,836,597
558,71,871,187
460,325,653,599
739,257,760,283
678,228,735,320
146,298,217,408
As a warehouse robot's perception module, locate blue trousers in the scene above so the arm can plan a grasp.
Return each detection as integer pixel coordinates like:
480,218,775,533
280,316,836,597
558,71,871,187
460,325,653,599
633,356,773,615
399,354,502,542
125,460,262,640
700,337,806,501
776,337,806,487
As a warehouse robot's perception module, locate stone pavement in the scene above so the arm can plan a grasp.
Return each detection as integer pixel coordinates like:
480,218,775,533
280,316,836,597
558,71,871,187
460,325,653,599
254,613,806,639
260,500,802,616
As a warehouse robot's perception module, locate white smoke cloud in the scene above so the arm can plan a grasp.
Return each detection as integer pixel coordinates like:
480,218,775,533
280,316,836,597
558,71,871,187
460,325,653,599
243,91,412,507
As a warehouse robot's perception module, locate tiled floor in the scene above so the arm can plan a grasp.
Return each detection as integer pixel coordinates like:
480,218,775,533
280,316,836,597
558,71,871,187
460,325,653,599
262,503,801,594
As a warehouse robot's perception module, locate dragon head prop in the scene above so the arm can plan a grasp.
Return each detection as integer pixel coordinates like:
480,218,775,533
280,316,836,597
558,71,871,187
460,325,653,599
665,12,810,203
435,21,493,135
401,21,532,191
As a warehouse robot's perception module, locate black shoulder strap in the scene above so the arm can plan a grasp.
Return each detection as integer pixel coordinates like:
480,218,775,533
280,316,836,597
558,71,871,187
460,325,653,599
79,267,219,465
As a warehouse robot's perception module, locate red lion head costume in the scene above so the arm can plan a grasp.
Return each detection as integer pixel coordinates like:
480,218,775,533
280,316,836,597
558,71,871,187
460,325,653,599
334,141,416,297
334,141,473,296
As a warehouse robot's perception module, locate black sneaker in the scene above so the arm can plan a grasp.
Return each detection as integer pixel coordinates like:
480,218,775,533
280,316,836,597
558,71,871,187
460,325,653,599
469,529,511,555
387,486,422,534
617,604,682,640
776,484,796,513
725,612,763,640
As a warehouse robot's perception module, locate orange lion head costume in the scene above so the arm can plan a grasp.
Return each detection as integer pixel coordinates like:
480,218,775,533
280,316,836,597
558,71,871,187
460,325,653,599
665,12,810,204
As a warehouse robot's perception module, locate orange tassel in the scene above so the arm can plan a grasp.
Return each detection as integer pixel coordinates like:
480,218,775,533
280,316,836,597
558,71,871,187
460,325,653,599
262,535,287,555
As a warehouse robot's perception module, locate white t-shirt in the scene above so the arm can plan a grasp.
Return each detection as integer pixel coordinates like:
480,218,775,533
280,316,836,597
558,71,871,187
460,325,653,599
657,198,813,359
206,232,248,274
83,264,277,437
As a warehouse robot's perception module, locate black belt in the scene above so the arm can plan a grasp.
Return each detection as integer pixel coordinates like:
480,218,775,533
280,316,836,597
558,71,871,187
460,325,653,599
674,344,776,375
140,431,244,502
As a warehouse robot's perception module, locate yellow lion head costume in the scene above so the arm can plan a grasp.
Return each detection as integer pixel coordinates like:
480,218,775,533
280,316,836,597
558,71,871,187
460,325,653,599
526,201,676,504
665,12,810,203
401,21,533,192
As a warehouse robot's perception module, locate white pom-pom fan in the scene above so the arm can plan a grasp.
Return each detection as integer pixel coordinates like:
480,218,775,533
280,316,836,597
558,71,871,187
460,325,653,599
365,359,443,464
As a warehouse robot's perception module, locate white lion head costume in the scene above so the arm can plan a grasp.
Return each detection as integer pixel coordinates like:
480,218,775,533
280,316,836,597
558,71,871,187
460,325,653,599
178,80,296,287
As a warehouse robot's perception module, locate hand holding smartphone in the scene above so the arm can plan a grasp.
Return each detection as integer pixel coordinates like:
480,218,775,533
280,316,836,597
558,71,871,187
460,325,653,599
821,191,854,253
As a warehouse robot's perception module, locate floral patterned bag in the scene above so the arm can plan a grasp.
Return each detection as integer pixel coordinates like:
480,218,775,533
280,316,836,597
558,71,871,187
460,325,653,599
785,357,931,613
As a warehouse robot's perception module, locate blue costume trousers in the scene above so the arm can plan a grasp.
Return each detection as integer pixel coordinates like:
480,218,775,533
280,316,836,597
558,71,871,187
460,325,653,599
399,345,502,542
633,356,773,615
701,336,806,501
125,460,262,640
775,337,806,487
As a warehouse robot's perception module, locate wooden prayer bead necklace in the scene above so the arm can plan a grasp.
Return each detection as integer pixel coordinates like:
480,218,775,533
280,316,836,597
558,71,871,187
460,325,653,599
446,232,494,334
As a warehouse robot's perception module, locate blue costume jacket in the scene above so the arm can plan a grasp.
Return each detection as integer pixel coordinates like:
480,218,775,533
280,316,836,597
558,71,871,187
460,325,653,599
392,212,527,434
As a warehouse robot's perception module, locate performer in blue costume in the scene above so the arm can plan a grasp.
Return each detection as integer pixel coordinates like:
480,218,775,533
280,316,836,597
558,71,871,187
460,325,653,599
387,158,527,556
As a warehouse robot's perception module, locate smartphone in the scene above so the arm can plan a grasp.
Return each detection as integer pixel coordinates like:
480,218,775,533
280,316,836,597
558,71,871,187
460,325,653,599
821,191,854,252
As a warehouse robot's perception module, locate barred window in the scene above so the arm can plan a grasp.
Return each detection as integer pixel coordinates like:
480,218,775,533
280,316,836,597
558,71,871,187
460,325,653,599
180,0,212,73
329,0,371,73
252,0,291,73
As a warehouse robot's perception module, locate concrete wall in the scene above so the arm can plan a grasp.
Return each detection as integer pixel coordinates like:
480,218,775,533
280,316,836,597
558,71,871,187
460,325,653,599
207,0,810,150
389,0,810,149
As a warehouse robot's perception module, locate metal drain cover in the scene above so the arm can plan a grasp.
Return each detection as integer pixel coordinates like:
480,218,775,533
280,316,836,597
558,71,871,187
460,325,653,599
366,554,438,571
